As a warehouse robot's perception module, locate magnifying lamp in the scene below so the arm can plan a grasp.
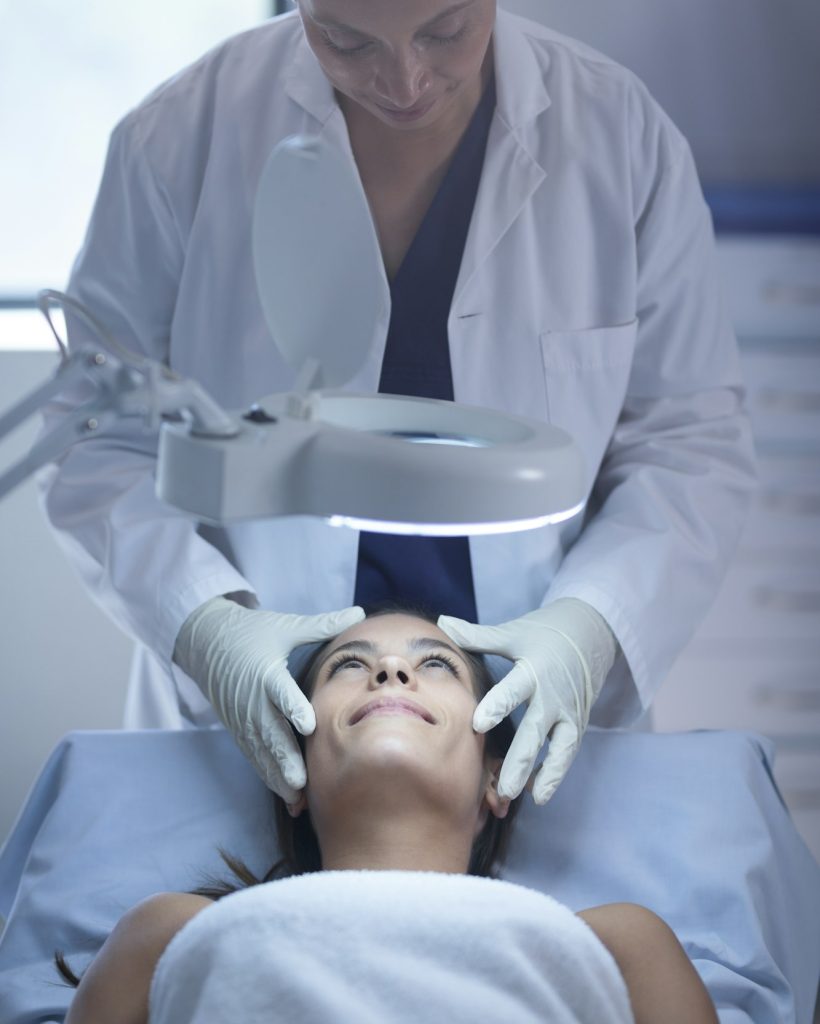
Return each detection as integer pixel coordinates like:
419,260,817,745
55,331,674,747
0,136,585,535
159,134,586,535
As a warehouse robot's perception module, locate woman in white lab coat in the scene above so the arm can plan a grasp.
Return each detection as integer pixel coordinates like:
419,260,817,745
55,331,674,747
41,0,756,807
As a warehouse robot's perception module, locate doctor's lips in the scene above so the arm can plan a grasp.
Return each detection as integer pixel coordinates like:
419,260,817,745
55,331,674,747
349,697,436,725
376,97,436,122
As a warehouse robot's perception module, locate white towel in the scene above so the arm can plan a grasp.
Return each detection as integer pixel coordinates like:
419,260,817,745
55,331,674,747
149,871,634,1023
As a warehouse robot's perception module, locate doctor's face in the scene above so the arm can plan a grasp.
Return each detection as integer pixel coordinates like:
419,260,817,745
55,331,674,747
297,0,496,132
301,613,508,829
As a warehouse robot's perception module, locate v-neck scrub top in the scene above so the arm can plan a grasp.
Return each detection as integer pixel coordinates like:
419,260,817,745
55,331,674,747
353,76,497,623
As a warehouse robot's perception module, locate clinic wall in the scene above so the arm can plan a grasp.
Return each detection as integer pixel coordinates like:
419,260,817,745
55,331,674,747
503,0,820,184
0,352,134,848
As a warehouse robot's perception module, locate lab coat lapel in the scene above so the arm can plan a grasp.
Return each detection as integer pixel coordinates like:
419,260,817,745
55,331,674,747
283,21,337,126
453,9,551,311
249,22,369,606
282,21,392,393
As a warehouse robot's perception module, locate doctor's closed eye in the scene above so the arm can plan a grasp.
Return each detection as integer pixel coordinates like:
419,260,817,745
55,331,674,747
322,24,469,56
317,3,476,56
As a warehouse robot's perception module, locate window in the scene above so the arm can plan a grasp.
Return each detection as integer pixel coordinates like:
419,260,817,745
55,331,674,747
1,0,277,353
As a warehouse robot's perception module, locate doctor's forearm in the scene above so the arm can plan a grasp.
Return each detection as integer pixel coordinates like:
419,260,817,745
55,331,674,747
545,388,757,710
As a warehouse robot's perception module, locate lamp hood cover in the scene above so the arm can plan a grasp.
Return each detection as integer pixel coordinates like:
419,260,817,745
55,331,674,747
252,135,384,389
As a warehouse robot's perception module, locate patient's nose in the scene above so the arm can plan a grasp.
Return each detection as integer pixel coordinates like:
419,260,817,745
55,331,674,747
372,655,416,688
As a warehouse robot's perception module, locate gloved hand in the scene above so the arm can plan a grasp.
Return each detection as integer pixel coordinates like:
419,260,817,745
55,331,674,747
174,597,364,802
438,598,618,805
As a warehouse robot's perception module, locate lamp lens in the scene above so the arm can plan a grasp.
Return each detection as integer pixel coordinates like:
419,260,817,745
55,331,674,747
377,430,489,448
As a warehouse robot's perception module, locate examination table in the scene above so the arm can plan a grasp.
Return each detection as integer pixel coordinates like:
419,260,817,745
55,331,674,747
0,727,818,1023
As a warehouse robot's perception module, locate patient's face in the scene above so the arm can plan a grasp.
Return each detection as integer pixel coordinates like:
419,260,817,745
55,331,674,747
302,614,494,830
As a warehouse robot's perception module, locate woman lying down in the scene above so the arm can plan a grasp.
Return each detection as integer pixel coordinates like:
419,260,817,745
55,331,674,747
58,608,718,1024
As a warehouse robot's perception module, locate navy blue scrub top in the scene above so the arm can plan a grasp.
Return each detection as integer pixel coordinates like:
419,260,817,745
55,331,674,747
353,75,497,621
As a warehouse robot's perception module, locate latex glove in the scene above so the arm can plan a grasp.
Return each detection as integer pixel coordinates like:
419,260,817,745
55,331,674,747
174,596,364,802
438,598,617,805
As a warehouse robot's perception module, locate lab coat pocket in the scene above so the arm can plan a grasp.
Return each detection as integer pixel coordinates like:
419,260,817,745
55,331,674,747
539,320,638,486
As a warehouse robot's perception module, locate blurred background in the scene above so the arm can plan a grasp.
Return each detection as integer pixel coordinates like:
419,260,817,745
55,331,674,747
1,1,818,866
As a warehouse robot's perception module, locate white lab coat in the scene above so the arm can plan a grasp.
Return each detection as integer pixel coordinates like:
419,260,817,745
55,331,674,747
40,8,756,730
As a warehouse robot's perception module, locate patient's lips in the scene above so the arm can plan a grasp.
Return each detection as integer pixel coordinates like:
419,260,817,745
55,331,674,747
350,697,435,726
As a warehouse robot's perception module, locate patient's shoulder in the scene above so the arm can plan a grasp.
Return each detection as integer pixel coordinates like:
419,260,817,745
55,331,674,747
577,901,682,975
65,893,214,1024
101,891,215,968
577,903,718,1024
119,891,215,948
578,901,673,947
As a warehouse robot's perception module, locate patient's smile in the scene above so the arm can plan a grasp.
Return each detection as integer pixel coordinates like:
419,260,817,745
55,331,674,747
350,696,435,725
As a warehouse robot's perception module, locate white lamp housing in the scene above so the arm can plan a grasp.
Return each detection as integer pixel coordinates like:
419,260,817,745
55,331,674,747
158,133,587,535
157,390,585,533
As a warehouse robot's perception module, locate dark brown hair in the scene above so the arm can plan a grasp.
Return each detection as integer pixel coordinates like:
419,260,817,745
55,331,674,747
55,602,521,986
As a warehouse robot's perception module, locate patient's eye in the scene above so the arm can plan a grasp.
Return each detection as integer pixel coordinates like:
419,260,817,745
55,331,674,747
325,650,461,679
419,653,460,677
327,654,368,677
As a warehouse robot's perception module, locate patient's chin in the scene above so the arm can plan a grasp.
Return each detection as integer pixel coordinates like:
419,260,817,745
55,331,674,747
306,713,483,821
343,728,433,779
311,734,455,813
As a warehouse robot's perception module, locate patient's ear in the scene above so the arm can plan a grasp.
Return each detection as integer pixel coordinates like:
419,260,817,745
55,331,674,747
286,792,308,817
483,759,511,820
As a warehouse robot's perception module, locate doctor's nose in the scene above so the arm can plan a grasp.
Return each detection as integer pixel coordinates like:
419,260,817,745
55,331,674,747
370,655,417,688
373,53,431,109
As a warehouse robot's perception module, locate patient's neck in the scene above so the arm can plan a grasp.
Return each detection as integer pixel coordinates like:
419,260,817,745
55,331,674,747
313,790,478,874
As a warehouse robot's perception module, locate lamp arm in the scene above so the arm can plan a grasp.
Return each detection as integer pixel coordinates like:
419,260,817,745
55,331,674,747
0,347,239,503
111,359,240,438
